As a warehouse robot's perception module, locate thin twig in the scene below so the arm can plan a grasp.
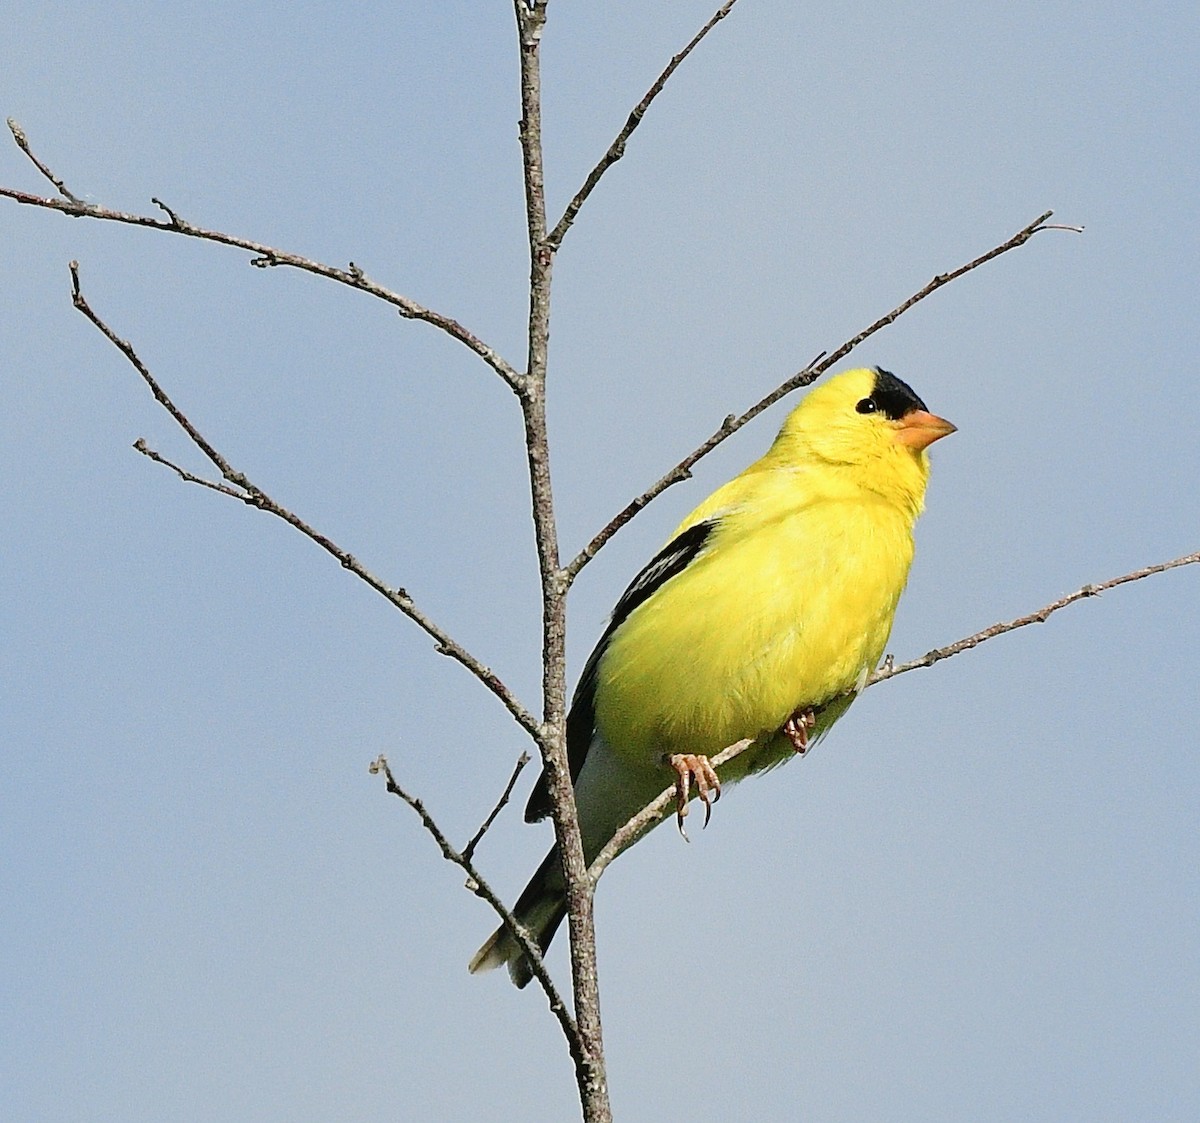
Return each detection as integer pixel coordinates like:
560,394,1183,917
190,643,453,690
132,439,245,499
6,118,80,203
70,263,539,737
564,210,1074,584
1,162,521,391
463,751,532,863
369,754,575,1038
872,551,1200,684
545,0,740,252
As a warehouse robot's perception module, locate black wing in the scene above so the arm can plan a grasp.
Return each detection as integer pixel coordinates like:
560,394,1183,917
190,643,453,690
524,519,716,822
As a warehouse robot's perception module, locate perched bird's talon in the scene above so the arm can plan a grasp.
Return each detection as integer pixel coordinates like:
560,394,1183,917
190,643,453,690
667,752,721,837
784,708,816,754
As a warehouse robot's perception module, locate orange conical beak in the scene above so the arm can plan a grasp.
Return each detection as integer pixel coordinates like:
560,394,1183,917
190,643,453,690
894,409,957,450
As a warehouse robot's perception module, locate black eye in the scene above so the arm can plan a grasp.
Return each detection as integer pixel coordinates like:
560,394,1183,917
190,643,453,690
855,397,877,414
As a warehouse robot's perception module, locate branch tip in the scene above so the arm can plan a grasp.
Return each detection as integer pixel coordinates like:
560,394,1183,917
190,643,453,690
7,117,81,203
463,750,533,862
1034,215,1085,234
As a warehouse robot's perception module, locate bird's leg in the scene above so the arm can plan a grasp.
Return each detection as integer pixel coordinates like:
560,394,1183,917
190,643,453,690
783,708,816,755
664,753,721,839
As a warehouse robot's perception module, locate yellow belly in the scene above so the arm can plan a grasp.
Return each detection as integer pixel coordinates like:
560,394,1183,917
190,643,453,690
593,496,913,773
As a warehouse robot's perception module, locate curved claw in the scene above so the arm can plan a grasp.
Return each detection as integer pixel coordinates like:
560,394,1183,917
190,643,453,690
665,753,722,839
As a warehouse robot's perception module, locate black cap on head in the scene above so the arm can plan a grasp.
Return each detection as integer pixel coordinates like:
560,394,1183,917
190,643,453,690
869,367,929,420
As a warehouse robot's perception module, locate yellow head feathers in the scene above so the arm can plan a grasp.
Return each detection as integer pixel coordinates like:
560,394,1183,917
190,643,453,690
762,366,955,517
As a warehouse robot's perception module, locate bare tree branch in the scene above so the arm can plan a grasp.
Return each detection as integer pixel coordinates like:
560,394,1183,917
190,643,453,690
368,755,578,1047
564,210,1077,584
463,751,532,864
546,0,740,252
872,551,1200,684
69,263,539,738
1,126,522,390
512,2,611,1118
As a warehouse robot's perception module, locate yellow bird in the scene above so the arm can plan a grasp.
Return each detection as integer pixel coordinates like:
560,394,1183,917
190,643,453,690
471,367,955,986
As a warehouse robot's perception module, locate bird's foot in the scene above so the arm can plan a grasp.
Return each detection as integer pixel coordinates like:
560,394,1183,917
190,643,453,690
784,709,816,755
665,753,721,840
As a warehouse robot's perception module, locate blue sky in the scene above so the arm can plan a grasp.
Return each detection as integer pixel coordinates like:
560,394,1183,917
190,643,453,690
3,3,1198,1120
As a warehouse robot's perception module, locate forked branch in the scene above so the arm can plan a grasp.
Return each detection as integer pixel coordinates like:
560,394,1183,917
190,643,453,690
369,755,577,1048
68,263,538,738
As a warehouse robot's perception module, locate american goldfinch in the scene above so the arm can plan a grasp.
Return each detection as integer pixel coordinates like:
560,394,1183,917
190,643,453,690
471,367,955,986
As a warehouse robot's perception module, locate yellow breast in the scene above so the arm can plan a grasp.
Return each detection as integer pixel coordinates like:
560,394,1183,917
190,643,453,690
593,489,915,771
